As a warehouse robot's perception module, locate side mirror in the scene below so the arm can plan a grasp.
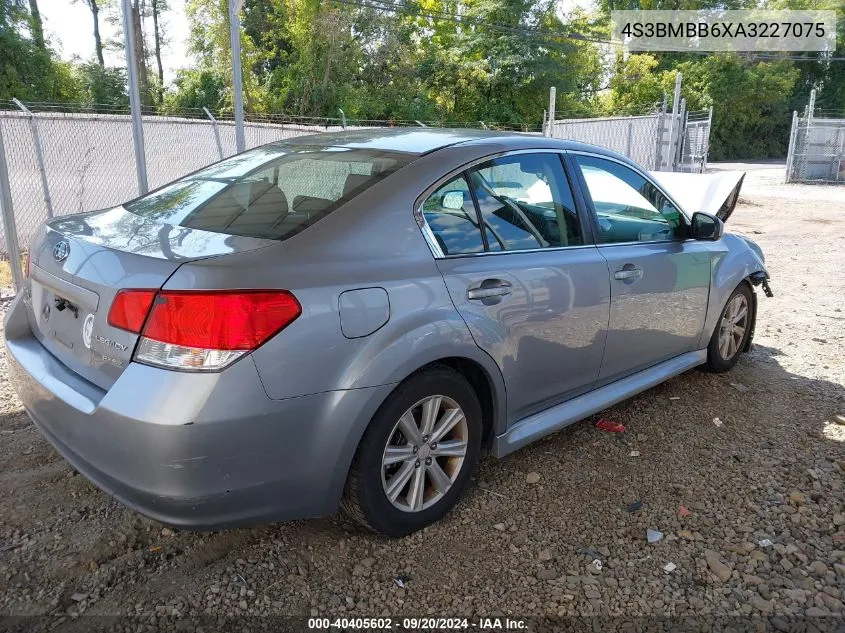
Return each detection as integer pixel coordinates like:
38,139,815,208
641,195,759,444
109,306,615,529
690,212,724,241
441,191,465,210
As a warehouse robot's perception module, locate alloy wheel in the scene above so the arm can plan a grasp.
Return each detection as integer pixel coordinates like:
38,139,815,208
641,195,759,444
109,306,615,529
718,293,749,360
381,395,468,512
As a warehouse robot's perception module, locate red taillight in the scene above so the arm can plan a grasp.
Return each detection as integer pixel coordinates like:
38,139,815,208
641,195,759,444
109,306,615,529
141,290,301,351
108,289,301,371
108,289,157,333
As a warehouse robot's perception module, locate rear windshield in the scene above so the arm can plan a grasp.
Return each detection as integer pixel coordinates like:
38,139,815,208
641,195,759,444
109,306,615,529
124,144,415,240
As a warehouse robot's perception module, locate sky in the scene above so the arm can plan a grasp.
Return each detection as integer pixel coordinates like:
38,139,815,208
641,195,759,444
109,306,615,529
39,0,191,85
39,0,595,88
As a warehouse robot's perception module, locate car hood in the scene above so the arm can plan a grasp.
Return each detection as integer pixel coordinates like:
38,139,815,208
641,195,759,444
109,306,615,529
649,171,745,222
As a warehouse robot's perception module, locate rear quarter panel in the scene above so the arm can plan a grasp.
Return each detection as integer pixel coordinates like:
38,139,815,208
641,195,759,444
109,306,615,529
162,145,511,426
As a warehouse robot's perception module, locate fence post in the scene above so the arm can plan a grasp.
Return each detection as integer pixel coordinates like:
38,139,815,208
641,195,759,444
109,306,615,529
203,107,224,160
338,109,347,130
674,98,687,171
12,99,53,219
802,89,816,182
785,110,798,183
702,105,713,172
0,120,23,292
546,87,556,138
121,0,148,194
808,88,816,123
665,72,682,171
654,97,667,170
625,120,633,158
542,109,547,136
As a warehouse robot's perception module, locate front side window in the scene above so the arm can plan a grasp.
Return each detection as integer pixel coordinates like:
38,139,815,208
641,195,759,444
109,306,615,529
467,153,582,251
125,145,414,240
573,154,685,244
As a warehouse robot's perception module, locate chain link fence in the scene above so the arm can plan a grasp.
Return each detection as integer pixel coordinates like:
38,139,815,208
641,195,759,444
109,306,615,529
678,109,713,174
549,113,667,169
547,105,711,174
0,101,711,293
0,107,379,264
786,114,845,183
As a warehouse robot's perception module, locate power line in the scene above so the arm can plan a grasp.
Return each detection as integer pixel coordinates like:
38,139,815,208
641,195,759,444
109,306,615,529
333,0,845,61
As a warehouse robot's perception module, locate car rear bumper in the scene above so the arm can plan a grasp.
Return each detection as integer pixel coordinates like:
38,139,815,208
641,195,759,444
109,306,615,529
3,295,393,529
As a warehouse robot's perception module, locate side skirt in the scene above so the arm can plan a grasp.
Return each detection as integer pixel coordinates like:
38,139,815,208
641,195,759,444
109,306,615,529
492,349,707,458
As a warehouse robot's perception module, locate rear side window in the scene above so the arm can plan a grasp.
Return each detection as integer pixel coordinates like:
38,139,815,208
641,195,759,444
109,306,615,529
421,176,486,256
125,146,414,240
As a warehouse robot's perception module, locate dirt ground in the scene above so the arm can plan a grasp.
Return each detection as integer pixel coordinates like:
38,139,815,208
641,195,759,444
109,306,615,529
1,185,844,627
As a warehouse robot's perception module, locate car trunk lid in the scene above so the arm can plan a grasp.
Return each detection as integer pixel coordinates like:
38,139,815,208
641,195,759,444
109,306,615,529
26,206,276,391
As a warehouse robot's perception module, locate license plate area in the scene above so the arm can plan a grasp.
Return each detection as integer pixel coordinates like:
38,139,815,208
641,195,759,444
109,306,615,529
29,266,100,366
44,295,83,350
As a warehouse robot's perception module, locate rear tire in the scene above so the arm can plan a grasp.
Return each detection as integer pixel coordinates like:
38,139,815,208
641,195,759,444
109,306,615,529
342,366,482,537
704,282,753,373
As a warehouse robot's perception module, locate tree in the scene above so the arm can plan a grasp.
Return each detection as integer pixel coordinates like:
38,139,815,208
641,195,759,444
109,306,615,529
28,0,44,49
74,62,128,108
73,0,107,67
162,67,226,111
130,0,151,104
0,0,82,102
150,0,167,103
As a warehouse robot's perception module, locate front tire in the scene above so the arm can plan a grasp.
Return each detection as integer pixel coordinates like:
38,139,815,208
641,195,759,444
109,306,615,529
342,366,482,537
704,282,753,373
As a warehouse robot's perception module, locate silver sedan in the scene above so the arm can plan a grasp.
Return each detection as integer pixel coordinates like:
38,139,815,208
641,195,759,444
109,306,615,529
3,129,770,536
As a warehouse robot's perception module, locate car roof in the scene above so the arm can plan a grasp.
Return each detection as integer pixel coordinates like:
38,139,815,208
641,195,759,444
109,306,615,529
276,127,626,160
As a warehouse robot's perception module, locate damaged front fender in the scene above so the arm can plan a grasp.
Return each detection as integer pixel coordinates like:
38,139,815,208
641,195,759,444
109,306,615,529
698,233,771,349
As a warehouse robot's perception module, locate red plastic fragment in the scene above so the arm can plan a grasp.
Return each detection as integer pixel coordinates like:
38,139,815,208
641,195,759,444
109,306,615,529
595,419,626,433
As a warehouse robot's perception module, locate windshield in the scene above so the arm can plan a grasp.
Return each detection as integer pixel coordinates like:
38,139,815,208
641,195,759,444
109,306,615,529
124,144,415,240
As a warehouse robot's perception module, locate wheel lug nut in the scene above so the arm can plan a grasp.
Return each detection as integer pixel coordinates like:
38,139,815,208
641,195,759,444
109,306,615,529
415,460,420,468
422,435,429,442
425,457,432,465
430,443,437,450
413,446,418,454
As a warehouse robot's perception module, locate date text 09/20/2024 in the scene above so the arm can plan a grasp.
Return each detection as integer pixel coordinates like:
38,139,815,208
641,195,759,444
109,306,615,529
307,617,528,630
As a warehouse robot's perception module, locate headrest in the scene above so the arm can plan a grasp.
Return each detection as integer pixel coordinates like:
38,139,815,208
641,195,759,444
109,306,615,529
343,174,373,198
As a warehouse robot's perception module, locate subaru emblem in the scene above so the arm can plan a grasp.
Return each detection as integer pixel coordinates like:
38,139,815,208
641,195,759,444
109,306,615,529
53,240,70,262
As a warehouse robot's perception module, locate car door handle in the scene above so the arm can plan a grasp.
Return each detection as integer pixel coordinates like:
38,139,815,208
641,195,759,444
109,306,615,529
614,268,643,280
467,280,512,301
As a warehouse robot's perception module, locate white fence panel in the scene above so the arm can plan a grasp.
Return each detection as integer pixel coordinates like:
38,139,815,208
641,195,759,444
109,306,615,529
786,116,845,183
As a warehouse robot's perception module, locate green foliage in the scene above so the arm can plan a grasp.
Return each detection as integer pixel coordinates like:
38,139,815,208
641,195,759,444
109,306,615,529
162,68,226,112
2,0,843,160
171,0,604,124
74,62,128,108
701,55,799,159
608,52,800,160
0,0,81,101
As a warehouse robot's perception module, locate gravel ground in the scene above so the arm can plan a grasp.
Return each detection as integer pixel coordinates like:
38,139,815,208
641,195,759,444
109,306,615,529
1,187,844,626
